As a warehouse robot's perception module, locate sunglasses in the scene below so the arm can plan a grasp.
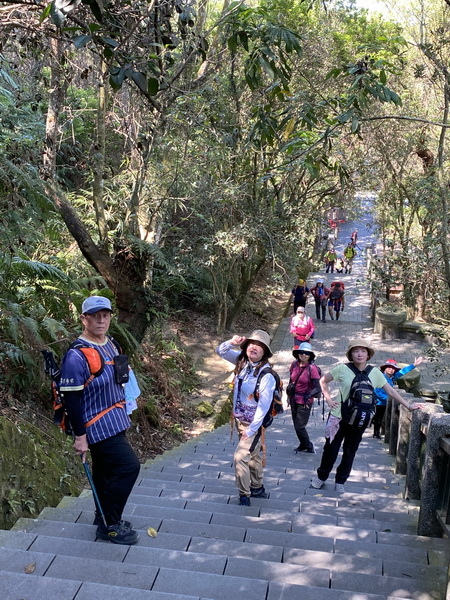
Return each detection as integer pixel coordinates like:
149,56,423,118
298,351,312,356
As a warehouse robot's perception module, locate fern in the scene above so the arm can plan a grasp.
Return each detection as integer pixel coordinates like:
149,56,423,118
11,257,70,283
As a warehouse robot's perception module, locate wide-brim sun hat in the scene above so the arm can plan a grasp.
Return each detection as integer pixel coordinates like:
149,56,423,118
292,342,316,361
345,339,375,361
241,329,273,357
380,359,401,372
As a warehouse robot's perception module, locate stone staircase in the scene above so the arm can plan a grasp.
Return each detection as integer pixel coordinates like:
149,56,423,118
2,207,449,599
1,411,448,600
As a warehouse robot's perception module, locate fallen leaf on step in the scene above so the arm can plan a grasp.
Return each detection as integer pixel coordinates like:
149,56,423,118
24,562,36,574
313,494,323,497
147,527,158,537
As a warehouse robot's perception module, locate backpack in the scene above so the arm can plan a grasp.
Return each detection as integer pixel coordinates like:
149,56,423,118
345,246,356,258
41,337,122,435
308,364,322,399
340,363,376,429
330,286,344,300
253,366,284,428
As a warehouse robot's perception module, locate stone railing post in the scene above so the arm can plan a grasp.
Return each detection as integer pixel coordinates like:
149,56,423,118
405,404,441,501
396,404,412,474
417,412,450,537
388,397,400,455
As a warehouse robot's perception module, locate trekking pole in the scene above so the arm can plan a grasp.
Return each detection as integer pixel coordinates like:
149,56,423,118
81,456,108,528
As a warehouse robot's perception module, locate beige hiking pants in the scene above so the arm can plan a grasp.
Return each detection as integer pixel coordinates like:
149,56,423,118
234,419,264,497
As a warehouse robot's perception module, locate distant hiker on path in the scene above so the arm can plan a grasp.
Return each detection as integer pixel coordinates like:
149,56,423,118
310,279,330,322
324,248,337,273
60,296,140,545
335,256,345,274
344,242,357,273
287,343,320,454
216,330,275,506
328,281,345,320
311,339,425,493
290,305,315,342
291,279,309,313
373,357,424,439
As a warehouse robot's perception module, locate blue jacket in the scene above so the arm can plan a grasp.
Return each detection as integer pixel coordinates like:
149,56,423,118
375,364,415,406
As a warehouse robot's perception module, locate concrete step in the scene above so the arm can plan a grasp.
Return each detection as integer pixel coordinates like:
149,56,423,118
0,570,213,600
9,506,444,572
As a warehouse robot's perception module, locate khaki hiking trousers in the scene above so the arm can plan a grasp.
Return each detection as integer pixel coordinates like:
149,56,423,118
234,419,264,497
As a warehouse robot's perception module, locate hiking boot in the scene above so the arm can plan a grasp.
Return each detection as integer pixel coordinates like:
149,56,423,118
93,514,132,530
295,445,308,453
96,521,139,545
296,444,315,453
250,486,268,499
310,476,325,489
239,495,251,506
335,483,345,493
373,433,382,439
322,318,326,322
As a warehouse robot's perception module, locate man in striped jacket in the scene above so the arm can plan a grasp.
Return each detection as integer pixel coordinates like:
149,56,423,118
60,296,140,545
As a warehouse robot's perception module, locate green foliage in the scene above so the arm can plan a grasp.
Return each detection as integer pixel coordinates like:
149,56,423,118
196,401,215,417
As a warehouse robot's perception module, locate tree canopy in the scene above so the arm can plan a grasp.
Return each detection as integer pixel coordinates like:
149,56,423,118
1,0,450,390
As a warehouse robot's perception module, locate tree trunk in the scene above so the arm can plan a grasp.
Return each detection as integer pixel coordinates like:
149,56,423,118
42,37,66,178
92,58,109,246
226,257,266,331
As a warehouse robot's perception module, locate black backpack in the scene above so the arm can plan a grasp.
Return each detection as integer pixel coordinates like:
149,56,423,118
253,367,284,428
340,363,376,429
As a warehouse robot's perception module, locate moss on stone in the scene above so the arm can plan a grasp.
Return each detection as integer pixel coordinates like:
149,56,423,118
214,397,233,428
0,417,84,530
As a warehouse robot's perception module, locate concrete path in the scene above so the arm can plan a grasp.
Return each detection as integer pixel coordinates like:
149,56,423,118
0,195,449,600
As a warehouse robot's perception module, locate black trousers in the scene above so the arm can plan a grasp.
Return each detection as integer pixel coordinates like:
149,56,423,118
291,402,313,449
293,299,307,313
317,420,364,484
90,430,140,525
314,299,326,320
373,405,386,435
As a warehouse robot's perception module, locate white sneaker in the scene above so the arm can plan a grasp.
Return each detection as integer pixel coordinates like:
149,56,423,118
310,476,325,489
335,483,345,493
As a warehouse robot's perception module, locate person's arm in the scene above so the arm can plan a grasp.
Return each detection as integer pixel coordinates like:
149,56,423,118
305,318,315,340
290,317,298,335
381,382,426,411
393,357,424,381
320,372,338,410
215,336,245,365
60,349,90,460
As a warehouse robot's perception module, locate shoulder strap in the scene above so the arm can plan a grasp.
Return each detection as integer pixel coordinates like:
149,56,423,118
254,366,275,402
345,362,360,377
108,335,123,354
68,340,106,382
346,363,373,377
